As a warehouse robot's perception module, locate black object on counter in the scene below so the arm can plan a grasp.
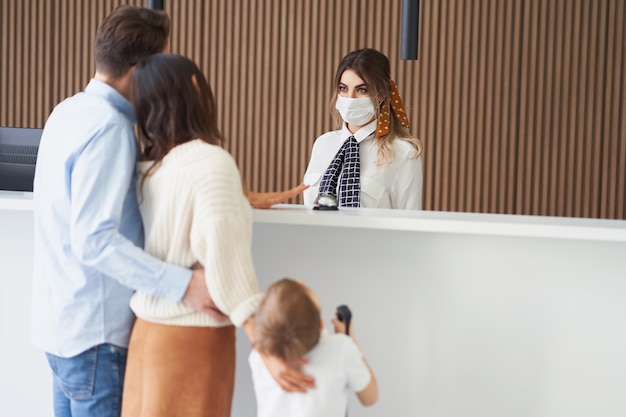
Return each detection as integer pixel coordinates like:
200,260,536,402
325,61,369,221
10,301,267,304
336,305,352,335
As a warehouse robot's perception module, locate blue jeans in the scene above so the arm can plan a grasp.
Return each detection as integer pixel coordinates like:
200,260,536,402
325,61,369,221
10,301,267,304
46,344,127,417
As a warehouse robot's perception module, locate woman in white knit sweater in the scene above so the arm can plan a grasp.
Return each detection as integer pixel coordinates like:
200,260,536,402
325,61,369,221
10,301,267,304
121,54,313,417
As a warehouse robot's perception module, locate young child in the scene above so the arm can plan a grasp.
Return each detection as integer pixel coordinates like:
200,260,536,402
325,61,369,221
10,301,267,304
249,278,378,417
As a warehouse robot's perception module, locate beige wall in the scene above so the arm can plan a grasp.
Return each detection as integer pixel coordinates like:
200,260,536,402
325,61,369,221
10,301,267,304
2,0,624,218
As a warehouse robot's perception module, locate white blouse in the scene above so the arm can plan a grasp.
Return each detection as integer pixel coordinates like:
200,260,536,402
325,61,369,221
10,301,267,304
303,120,423,210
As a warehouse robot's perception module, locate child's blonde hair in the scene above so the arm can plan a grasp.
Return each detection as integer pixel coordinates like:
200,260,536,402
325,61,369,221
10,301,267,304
254,278,321,365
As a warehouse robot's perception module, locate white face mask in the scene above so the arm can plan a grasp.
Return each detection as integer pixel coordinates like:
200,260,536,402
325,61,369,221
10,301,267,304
335,96,376,126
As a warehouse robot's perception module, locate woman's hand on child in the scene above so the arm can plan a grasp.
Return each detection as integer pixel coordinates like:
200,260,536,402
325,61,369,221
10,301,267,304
260,353,316,393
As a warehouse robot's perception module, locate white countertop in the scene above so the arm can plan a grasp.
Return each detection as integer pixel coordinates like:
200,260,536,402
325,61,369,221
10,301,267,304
254,204,626,242
0,191,34,211
2,191,625,243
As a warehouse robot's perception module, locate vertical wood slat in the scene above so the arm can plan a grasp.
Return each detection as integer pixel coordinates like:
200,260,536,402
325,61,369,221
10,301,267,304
611,0,626,219
555,0,572,217
1,0,624,219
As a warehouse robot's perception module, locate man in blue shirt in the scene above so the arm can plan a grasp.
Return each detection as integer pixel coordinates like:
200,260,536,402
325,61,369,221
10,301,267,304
31,6,223,417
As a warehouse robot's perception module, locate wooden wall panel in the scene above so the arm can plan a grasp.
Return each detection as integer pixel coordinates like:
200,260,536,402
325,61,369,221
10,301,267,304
0,0,143,128
407,0,523,214
1,0,625,219
517,0,625,218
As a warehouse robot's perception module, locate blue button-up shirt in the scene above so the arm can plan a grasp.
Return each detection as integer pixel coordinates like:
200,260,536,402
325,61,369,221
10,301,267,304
31,79,191,357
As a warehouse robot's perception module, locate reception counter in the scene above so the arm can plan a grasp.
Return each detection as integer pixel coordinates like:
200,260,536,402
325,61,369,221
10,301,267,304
3,191,626,417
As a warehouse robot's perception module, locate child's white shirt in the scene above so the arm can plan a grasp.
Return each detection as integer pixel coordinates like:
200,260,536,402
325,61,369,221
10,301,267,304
249,329,371,417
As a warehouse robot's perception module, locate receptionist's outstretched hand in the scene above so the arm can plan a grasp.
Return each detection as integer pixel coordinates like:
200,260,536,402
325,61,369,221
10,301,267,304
248,183,309,209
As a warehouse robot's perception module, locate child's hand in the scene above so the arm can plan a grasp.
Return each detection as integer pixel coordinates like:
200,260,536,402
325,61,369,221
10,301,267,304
331,317,354,339
331,316,345,334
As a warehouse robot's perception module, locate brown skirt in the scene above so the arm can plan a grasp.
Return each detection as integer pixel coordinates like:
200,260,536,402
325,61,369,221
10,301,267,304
121,318,236,417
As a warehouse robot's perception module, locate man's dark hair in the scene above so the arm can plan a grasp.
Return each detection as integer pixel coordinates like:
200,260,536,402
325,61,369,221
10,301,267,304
94,5,170,78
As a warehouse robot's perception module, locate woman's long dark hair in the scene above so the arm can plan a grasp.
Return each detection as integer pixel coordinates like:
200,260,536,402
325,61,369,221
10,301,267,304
132,53,224,186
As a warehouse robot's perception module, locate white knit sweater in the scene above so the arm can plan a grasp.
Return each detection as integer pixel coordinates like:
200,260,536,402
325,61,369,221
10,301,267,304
130,139,263,327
